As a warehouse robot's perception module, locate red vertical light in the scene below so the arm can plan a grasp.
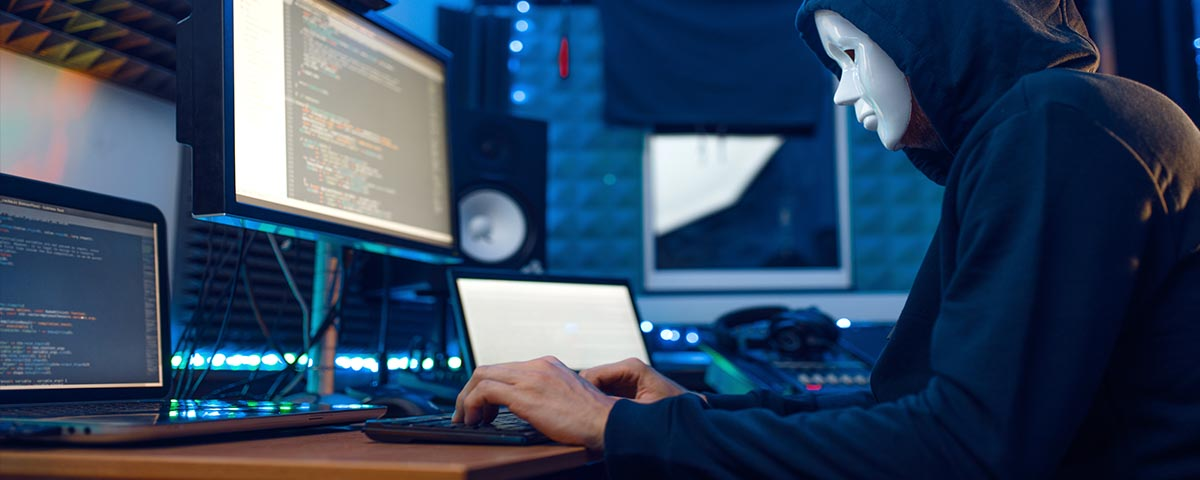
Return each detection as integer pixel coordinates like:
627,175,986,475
558,36,570,79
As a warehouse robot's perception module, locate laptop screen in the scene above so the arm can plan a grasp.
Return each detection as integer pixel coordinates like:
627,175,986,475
454,276,651,370
0,195,163,391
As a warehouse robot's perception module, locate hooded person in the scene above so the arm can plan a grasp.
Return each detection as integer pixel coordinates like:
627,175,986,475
451,0,1200,478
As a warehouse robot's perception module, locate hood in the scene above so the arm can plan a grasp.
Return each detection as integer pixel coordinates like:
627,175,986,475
795,0,1100,184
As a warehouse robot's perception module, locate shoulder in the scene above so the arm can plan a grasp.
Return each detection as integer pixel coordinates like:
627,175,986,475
1013,69,1188,127
969,70,1199,165
955,70,1199,186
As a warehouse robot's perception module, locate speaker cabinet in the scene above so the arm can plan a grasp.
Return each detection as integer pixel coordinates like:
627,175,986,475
437,7,512,112
452,109,548,272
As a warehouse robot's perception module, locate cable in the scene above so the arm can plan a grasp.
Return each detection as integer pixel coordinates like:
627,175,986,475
270,264,345,400
198,265,295,401
183,230,257,399
171,226,242,398
266,250,364,400
180,229,249,397
240,265,288,360
168,223,219,398
267,233,310,354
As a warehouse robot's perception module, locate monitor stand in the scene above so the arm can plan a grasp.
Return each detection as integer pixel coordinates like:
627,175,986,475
306,239,341,399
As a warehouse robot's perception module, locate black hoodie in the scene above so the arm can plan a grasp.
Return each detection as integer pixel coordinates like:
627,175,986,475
602,0,1200,478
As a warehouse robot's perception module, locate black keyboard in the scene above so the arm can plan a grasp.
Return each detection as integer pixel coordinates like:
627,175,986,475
363,412,549,445
0,401,163,419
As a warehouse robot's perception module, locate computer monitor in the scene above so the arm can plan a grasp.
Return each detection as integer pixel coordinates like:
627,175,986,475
177,0,456,260
641,100,852,291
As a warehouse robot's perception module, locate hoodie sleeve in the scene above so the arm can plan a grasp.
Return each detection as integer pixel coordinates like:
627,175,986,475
705,389,875,414
603,102,1161,479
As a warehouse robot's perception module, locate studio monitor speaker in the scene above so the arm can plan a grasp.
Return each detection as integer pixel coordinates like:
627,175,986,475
452,109,548,272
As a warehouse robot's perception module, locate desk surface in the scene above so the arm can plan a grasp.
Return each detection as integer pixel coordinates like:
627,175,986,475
0,428,594,480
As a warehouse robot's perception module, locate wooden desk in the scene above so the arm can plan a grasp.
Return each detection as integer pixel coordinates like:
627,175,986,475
0,429,597,480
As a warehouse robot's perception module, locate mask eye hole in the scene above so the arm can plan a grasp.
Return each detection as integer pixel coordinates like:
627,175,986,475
844,49,856,61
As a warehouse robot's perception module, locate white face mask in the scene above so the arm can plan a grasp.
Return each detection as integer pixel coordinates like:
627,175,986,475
815,10,911,151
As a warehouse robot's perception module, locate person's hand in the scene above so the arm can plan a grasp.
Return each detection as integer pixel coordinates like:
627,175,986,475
452,356,616,451
580,358,702,404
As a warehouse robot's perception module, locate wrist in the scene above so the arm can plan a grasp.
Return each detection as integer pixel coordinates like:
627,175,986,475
587,395,618,451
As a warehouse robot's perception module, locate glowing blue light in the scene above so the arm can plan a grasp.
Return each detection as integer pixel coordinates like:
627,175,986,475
335,356,351,369
509,40,524,53
171,355,182,368
226,355,243,367
685,332,700,344
511,89,528,104
190,354,206,367
516,1,530,13
409,358,419,370
262,354,280,366
422,358,435,370
1194,37,1200,49
448,357,463,369
211,353,227,368
640,321,654,333
284,353,297,364
669,330,681,342
515,20,529,32
387,357,404,370
660,329,673,341
245,355,261,367
836,318,852,329
349,357,364,371
364,358,379,373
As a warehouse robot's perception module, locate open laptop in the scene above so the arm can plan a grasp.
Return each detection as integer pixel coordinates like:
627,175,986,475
0,174,383,444
363,270,652,444
448,270,653,372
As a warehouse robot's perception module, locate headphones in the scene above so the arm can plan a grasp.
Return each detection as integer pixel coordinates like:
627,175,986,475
712,305,840,360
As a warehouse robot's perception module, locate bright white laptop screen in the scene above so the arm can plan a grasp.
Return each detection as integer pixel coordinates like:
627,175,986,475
455,278,651,370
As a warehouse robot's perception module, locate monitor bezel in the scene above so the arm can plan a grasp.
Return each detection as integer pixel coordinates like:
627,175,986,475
446,269,654,374
0,173,172,404
178,0,459,262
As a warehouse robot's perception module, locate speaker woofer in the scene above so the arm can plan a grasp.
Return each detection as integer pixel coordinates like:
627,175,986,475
458,188,529,264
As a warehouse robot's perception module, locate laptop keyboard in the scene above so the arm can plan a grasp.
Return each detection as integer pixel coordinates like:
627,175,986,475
364,412,550,445
0,401,163,419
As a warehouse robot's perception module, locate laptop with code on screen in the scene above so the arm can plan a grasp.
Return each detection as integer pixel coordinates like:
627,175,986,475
0,174,383,444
